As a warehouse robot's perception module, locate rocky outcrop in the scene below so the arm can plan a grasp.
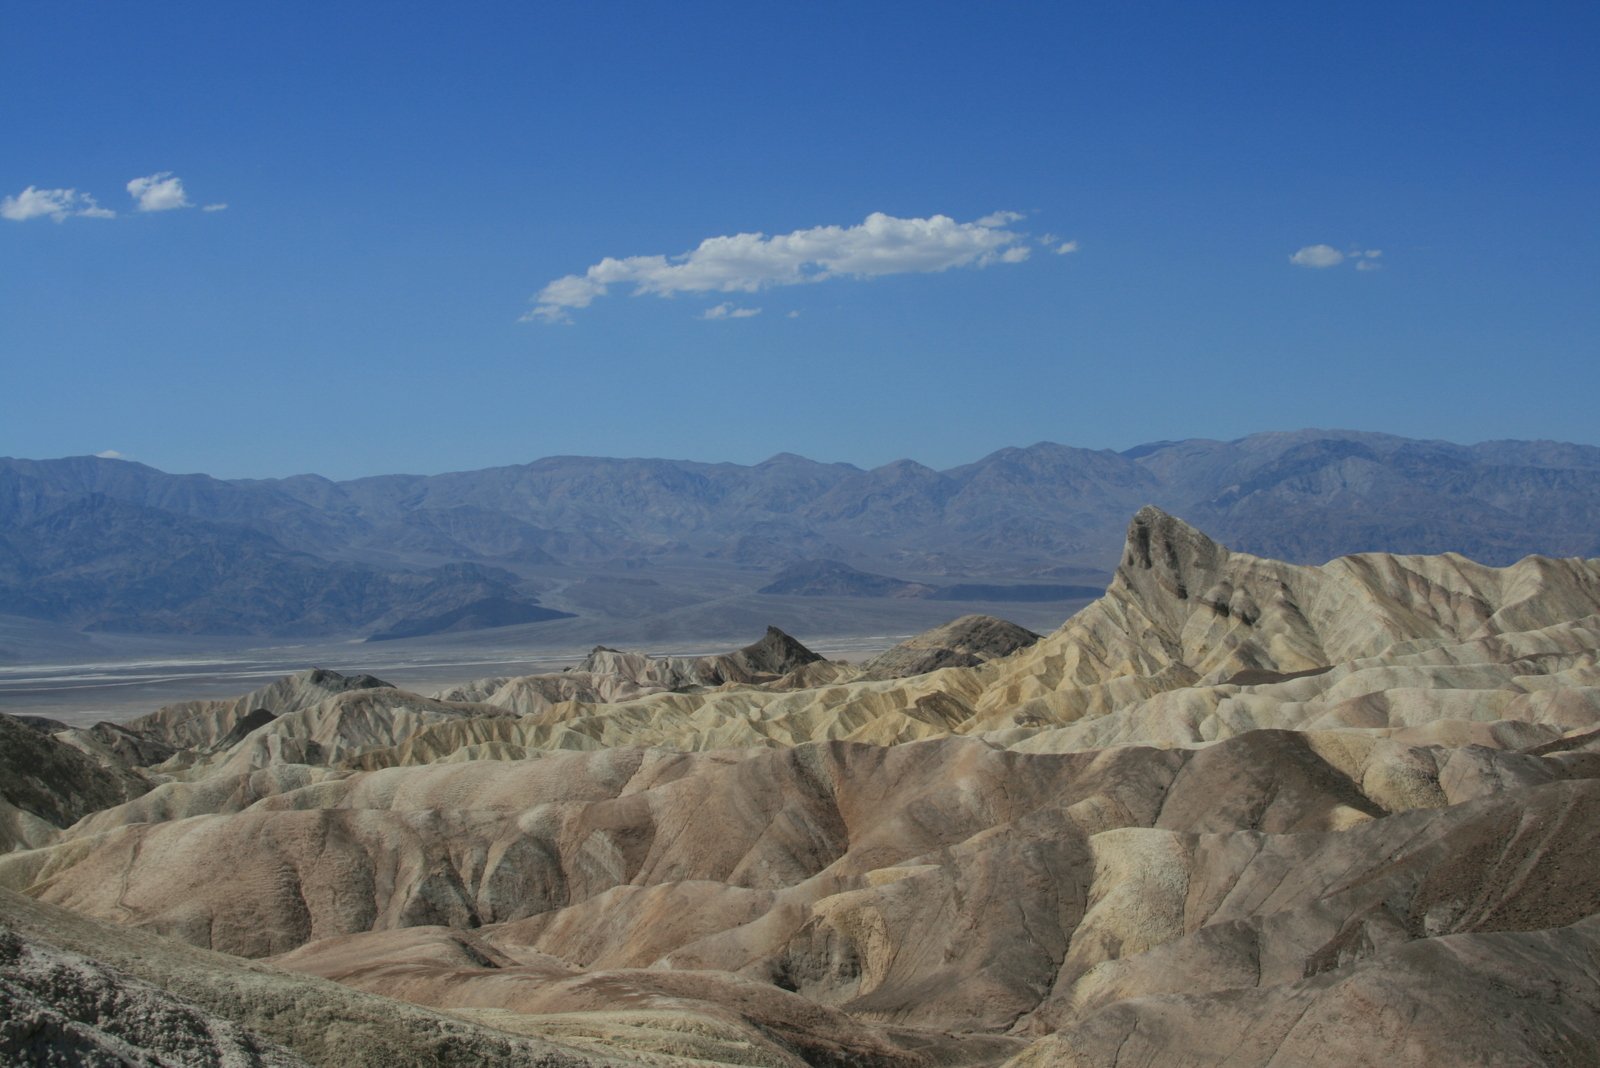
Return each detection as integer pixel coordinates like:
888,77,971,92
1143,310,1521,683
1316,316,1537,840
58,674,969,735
0,921,306,1066
0,713,147,853
861,614,1041,678
438,628,825,716
0,889,612,1068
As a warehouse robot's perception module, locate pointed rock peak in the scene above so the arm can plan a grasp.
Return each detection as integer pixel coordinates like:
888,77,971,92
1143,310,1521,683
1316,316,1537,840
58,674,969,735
1118,507,1228,601
737,626,824,673
577,645,627,671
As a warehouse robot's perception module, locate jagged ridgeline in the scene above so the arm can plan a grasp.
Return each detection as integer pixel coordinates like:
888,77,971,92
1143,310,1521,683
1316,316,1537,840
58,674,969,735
6,430,1600,642
6,508,1600,1066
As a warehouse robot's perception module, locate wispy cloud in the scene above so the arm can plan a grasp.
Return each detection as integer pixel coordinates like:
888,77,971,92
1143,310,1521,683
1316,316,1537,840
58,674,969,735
1,186,115,222
127,172,191,212
6,173,219,223
977,210,1025,227
1055,239,1079,255
1290,244,1384,270
702,302,761,320
525,211,1031,323
94,449,124,459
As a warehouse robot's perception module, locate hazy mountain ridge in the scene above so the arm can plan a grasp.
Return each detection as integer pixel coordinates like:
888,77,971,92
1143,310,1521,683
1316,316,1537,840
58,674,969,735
4,429,1600,638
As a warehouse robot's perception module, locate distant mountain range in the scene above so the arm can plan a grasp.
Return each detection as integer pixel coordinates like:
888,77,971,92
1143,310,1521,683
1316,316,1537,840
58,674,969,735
4,429,1599,640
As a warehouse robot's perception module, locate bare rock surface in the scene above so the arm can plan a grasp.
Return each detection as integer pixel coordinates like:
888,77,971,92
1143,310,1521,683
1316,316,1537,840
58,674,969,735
0,712,147,852
0,888,620,1067
0,920,307,1066
8,509,1600,1066
861,614,1042,679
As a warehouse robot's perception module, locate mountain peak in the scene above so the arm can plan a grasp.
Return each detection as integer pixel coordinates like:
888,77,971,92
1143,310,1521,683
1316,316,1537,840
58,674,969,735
1119,506,1227,604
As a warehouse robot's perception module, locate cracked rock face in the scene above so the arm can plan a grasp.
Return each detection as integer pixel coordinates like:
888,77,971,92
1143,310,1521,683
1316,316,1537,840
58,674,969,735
0,923,307,1067
7,509,1600,1066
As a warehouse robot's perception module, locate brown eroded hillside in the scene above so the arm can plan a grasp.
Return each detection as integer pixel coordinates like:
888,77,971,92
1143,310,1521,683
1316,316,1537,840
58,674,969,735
5,507,1600,1066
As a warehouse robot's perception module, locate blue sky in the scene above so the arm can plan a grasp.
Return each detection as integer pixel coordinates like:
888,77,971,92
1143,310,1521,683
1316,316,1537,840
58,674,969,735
3,2,1597,479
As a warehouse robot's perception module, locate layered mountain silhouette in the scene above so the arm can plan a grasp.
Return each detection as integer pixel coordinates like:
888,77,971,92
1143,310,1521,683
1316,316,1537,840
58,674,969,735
5,430,1600,638
6,508,1600,1065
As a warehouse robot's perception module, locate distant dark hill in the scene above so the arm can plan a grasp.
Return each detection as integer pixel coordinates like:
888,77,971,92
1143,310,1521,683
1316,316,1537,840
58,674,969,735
5,429,1600,638
758,560,935,598
0,491,548,637
366,596,575,642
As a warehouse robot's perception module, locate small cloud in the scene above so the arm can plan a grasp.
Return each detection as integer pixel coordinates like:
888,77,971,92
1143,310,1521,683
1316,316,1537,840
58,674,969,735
1055,239,1079,255
1,185,114,222
94,449,124,459
526,210,1032,323
977,210,1026,227
127,172,192,212
77,196,116,219
702,302,762,320
787,310,801,319
1290,244,1345,268
202,202,228,213
1291,244,1386,270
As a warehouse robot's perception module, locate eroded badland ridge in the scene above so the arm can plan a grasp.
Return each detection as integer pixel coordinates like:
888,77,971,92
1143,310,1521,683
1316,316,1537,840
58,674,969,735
6,507,1600,1065
6,430,1600,649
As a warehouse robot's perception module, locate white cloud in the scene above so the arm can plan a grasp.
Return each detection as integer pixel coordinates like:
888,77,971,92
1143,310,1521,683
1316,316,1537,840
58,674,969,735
127,172,191,212
702,302,762,320
787,310,801,319
94,449,124,459
76,196,116,219
202,202,228,212
1290,244,1345,268
1055,239,1079,255
1,186,115,222
977,210,1025,227
1291,244,1386,270
525,211,1031,323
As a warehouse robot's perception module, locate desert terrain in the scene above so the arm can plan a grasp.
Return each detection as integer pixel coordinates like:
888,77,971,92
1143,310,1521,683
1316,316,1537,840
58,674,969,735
5,506,1600,1065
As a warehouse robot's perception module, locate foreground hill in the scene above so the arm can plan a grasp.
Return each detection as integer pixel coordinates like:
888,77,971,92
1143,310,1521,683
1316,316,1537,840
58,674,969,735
5,429,1600,640
5,508,1600,1065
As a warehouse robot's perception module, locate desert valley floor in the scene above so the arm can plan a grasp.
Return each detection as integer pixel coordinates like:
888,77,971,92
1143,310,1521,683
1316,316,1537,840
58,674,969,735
5,508,1600,1066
